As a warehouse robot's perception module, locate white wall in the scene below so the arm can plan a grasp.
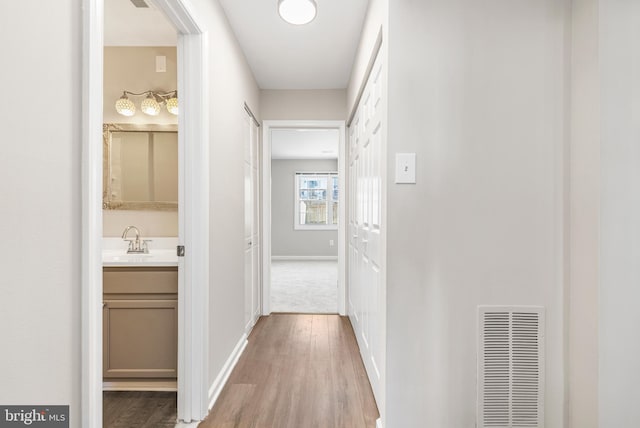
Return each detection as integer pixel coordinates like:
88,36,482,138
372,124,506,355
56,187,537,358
188,0,261,389
271,159,338,257
103,210,178,237
569,0,600,426
0,0,82,425
103,46,178,125
383,1,568,427
599,0,640,426
260,89,346,120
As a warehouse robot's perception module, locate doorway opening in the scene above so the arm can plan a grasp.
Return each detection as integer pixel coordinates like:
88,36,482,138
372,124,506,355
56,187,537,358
102,4,179,424
82,0,209,426
262,121,346,316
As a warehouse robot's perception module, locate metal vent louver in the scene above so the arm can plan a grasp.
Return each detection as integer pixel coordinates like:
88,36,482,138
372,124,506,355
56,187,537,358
478,306,544,428
130,0,150,8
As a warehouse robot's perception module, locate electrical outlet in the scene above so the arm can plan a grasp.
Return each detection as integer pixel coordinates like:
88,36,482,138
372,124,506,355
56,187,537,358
329,240,335,246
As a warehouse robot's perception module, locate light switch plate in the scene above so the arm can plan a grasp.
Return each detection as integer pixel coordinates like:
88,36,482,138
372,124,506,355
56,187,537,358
395,153,416,184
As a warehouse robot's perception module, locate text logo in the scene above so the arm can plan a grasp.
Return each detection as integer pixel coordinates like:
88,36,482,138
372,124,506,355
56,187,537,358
0,406,68,427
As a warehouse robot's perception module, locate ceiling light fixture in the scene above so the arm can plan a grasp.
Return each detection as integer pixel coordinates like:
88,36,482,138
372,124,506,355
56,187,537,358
115,90,178,116
278,0,317,25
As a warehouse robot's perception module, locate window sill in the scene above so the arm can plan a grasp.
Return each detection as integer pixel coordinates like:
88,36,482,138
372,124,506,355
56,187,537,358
294,225,338,231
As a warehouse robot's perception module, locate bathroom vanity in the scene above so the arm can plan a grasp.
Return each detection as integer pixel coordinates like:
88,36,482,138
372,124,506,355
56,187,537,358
102,242,179,390
103,266,177,379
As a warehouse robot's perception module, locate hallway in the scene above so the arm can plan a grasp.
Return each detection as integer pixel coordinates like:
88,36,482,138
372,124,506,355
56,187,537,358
199,314,379,428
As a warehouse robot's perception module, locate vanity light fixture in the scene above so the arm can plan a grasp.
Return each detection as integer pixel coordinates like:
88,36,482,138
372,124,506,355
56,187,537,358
140,93,161,116
278,0,317,25
115,90,178,117
115,93,136,116
166,94,179,115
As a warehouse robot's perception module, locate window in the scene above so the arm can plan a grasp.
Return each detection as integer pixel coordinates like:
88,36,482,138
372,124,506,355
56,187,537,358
295,172,338,230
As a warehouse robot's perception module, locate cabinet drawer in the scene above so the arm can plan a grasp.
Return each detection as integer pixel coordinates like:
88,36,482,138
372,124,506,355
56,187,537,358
103,267,178,294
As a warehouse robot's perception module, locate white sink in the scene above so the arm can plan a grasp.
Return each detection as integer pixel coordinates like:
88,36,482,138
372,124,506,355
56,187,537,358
102,249,178,267
109,254,153,260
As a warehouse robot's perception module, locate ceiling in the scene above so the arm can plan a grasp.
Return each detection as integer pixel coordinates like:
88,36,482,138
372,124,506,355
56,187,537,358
105,0,177,46
105,0,369,89
103,0,355,157
271,129,339,160
218,0,369,89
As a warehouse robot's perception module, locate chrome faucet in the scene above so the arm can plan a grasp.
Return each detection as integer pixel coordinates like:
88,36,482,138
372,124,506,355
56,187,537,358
121,225,149,254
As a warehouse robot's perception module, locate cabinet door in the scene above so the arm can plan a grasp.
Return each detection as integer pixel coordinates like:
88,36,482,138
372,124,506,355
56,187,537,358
103,299,178,378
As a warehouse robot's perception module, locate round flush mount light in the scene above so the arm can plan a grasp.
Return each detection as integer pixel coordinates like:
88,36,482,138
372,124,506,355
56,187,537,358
278,0,317,25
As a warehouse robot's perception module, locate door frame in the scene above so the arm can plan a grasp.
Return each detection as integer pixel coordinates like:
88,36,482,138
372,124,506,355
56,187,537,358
261,120,347,316
81,0,209,425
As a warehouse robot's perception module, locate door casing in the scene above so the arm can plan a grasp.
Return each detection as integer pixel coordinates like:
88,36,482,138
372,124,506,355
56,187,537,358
245,110,261,334
261,120,347,316
81,0,210,425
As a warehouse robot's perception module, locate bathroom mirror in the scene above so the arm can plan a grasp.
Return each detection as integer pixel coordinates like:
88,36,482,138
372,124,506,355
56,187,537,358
103,123,178,210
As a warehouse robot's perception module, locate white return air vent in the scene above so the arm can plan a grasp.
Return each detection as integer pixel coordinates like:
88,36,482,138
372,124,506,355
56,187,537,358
478,306,545,428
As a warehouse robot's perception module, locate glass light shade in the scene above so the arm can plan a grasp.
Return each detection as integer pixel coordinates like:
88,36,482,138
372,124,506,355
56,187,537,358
166,96,179,115
278,0,317,25
115,94,136,116
141,93,161,116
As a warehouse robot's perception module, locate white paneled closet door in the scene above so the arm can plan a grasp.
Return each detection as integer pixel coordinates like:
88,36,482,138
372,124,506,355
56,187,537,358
244,112,260,335
348,47,385,408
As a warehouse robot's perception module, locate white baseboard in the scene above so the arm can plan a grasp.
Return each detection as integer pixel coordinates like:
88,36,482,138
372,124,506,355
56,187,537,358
103,380,177,391
376,417,383,428
207,334,248,410
271,256,338,261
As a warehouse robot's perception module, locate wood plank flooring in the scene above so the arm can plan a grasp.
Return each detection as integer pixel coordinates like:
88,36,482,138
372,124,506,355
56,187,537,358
103,391,176,428
199,314,379,428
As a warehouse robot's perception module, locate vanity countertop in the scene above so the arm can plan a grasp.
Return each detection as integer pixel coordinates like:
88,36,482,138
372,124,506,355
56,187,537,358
102,237,179,267
102,249,179,267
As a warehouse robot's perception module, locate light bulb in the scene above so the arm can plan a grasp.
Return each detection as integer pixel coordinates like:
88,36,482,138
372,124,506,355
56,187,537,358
141,93,161,116
115,93,135,116
166,95,178,115
278,0,317,25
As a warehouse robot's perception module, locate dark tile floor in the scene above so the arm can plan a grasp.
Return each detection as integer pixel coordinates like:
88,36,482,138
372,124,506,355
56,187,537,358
103,391,177,428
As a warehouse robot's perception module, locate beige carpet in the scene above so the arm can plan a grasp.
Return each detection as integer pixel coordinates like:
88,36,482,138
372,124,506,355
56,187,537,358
271,260,338,313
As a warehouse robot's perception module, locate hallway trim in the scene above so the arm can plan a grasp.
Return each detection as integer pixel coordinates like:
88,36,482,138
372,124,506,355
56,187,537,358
207,334,249,411
272,256,338,261
81,1,104,426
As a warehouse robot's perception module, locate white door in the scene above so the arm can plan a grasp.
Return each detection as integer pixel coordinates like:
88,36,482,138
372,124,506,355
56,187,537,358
245,111,260,334
348,48,385,405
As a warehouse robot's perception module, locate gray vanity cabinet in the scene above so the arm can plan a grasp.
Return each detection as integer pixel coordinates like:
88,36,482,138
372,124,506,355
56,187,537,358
103,267,178,379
